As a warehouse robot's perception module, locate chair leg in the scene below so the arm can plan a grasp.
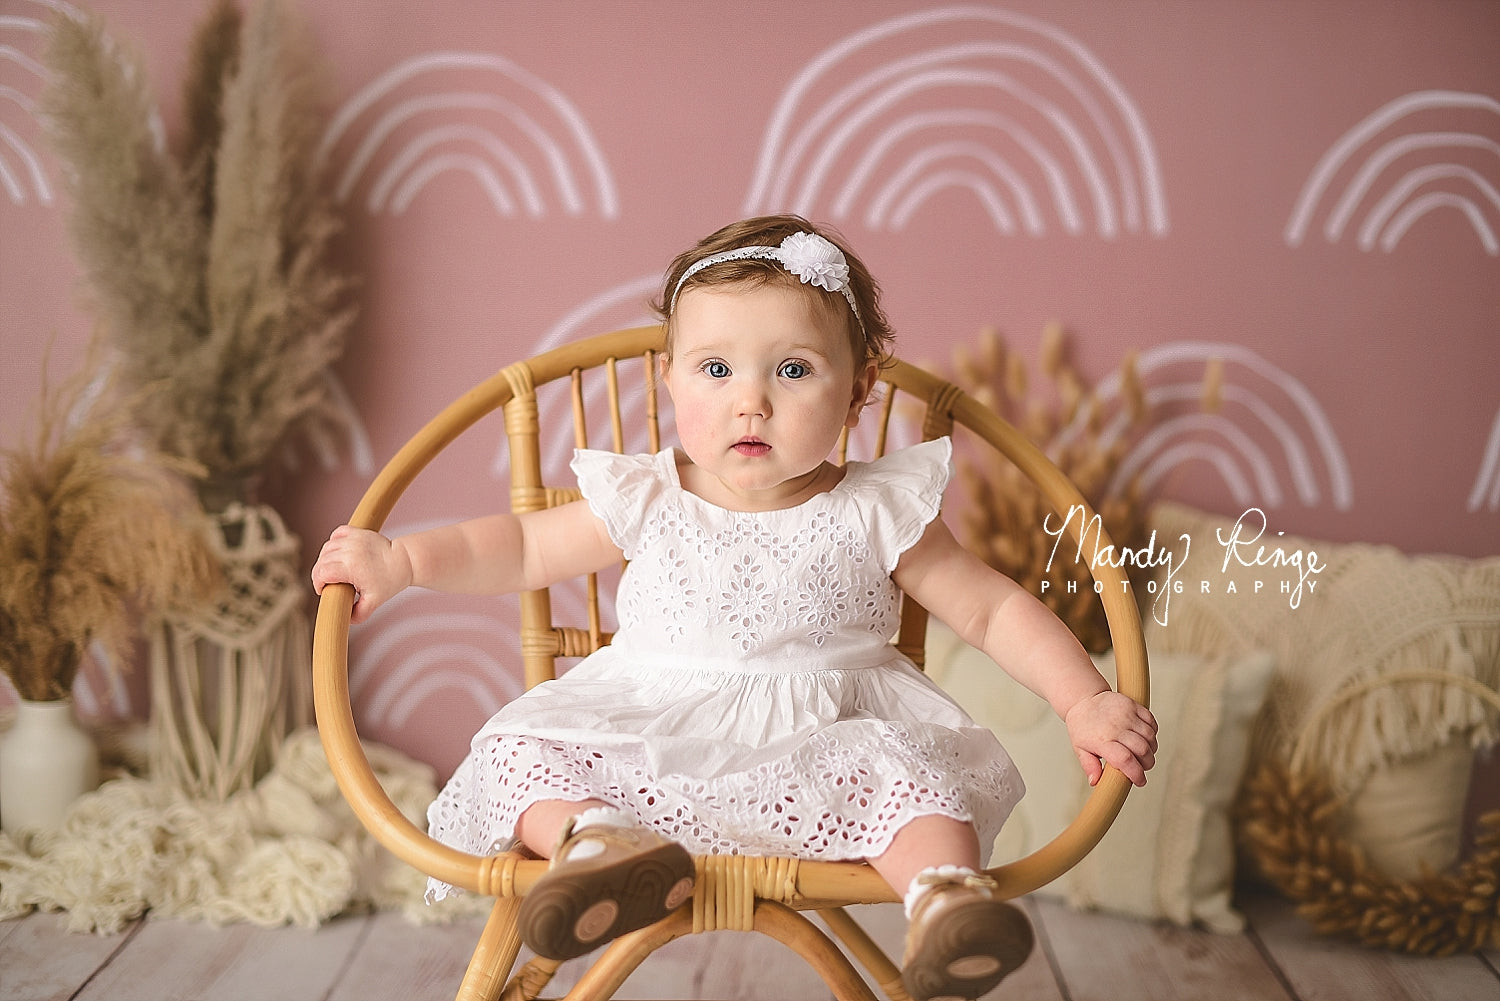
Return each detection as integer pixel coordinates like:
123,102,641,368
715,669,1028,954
819,906,912,1001
754,901,878,1001
455,897,526,1001
561,907,696,1001
500,957,563,1001
555,902,881,1001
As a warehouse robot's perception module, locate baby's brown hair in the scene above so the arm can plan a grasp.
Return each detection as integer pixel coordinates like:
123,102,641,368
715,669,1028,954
653,215,895,368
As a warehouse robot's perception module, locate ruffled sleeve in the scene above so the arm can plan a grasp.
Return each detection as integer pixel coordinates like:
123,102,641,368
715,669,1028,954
569,448,674,557
844,437,954,571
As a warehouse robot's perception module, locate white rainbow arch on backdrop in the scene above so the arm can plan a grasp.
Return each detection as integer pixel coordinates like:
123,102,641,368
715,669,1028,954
345,523,526,730
1285,90,1500,255
1470,409,1500,514
744,5,1168,238
1053,341,1354,511
488,277,668,480
317,51,618,219
273,371,375,479
0,1,82,206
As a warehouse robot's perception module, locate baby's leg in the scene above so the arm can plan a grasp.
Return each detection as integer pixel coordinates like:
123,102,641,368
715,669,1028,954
515,797,614,856
867,813,981,894
872,814,1033,1001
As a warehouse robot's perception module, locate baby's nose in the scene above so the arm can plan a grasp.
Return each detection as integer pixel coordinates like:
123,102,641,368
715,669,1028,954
735,380,772,418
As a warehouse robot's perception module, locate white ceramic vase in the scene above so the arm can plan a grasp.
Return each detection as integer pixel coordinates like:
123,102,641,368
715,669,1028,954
0,699,100,833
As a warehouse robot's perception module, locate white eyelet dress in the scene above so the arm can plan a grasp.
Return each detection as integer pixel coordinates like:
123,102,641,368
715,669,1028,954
424,437,1024,901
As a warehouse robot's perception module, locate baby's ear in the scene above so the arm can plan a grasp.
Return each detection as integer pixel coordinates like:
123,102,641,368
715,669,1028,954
846,359,880,428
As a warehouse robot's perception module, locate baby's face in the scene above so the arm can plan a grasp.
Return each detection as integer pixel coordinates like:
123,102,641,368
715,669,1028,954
663,282,876,510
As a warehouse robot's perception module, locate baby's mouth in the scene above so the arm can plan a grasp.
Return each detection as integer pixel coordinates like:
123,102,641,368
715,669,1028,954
732,437,771,456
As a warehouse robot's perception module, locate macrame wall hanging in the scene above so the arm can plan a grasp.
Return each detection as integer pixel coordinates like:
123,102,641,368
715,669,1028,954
149,503,311,800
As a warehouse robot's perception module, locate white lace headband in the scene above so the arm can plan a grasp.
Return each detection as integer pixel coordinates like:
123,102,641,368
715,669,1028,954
669,232,863,330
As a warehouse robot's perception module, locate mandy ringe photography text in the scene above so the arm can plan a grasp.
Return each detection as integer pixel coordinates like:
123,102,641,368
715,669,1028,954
1040,505,1326,627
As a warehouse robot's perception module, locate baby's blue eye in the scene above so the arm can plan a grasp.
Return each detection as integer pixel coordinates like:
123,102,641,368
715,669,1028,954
779,361,810,379
704,360,731,378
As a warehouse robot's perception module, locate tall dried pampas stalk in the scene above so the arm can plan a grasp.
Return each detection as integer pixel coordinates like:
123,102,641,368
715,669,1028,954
947,323,1158,653
41,0,355,509
0,354,218,702
40,13,209,445
180,0,242,222
200,0,353,497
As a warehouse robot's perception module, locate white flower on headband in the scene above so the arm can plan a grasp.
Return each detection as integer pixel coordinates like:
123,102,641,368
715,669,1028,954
669,230,864,330
778,232,851,293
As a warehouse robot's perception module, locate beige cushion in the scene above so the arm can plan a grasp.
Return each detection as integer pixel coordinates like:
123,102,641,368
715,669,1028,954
1143,502,1500,877
924,622,1274,932
1339,740,1475,880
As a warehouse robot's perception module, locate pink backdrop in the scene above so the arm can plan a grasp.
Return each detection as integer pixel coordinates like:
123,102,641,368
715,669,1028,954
2,1,1497,774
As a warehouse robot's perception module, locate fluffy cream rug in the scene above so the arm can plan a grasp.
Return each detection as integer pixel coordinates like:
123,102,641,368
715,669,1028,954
0,726,486,932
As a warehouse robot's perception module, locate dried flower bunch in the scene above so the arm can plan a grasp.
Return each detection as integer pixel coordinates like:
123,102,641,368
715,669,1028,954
40,0,355,510
1239,758,1500,956
946,323,1217,652
0,358,218,702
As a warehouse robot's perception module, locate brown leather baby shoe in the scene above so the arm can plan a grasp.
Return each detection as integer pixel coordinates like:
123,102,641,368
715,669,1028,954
518,819,696,960
902,872,1035,1001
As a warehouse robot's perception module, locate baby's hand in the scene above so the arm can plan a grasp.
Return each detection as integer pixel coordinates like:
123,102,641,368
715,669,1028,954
311,525,413,624
1064,691,1158,787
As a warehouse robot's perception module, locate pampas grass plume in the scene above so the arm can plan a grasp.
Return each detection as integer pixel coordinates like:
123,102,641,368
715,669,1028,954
41,12,209,467
0,354,219,701
41,0,355,503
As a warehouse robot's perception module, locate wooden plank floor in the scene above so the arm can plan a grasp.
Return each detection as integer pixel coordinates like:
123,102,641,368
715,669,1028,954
3,888,1496,1001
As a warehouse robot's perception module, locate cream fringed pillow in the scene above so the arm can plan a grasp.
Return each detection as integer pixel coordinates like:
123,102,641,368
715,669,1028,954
1142,502,1500,878
924,622,1274,932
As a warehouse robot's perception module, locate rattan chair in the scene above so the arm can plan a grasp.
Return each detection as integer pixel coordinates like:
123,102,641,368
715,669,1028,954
313,325,1149,1001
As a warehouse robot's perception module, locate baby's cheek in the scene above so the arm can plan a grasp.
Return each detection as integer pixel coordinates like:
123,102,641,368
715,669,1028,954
669,398,714,457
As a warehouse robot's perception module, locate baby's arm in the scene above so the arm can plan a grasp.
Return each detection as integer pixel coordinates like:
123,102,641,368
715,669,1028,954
893,518,1157,787
310,501,622,624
